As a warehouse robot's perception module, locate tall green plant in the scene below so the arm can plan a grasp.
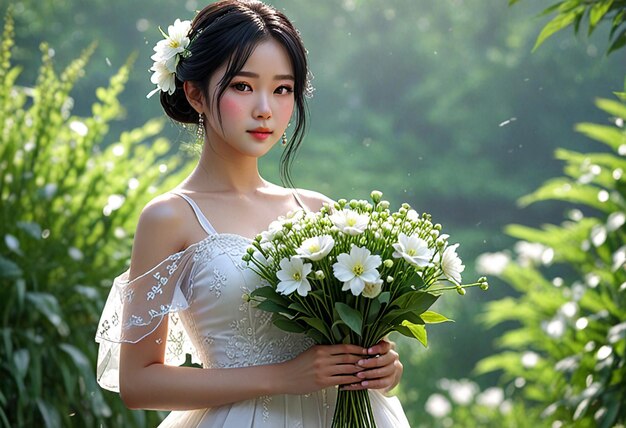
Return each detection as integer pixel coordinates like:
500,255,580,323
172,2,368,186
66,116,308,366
475,86,626,427
0,11,190,427
511,0,626,53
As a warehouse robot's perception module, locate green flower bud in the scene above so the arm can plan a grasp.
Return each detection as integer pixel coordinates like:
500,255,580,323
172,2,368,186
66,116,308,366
242,254,251,262
456,285,466,296
273,230,284,241
401,203,410,210
480,282,489,291
337,199,347,209
383,259,394,268
315,270,325,280
478,276,488,283
386,276,394,283
399,207,407,215
371,190,383,203
379,201,390,210
242,293,251,302
246,247,255,255
254,235,262,242
434,223,442,231
349,199,359,209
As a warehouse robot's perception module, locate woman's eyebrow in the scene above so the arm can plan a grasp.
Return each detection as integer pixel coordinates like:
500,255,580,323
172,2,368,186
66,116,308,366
236,71,295,80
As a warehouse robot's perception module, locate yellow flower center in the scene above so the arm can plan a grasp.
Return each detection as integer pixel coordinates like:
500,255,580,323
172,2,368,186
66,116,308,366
292,272,302,281
347,218,357,227
407,249,416,256
308,244,320,252
352,264,364,276
169,40,180,48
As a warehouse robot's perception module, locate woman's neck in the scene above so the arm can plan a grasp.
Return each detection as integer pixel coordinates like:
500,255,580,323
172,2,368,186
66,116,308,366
184,143,267,194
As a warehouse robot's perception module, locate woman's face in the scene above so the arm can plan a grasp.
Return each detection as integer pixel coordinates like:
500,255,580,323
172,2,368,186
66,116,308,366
203,38,295,159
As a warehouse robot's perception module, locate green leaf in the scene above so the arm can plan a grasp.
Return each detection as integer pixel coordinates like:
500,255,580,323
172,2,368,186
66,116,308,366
16,221,42,240
335,302,363,336
0,255,22,278
588,0,613,34
391,291,439,313
35,399,61,428
595,97,626,120
13,349,29,380
301,316,331,340
256,299,293,315
251,286,291,306
365,298,381,324
273,317,306,334
533,10,579,51
608,28,626,54
25,292,69,335
575,122,625,151
288,301,310,315
378,291,390,305
397,321,428,347
420,311,453,324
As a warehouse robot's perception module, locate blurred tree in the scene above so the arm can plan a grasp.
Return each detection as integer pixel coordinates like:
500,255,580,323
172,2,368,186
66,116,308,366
0,11,191,427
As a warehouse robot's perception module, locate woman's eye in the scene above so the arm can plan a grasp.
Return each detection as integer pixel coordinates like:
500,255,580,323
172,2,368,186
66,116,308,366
275,85,293,95
232,83,251,92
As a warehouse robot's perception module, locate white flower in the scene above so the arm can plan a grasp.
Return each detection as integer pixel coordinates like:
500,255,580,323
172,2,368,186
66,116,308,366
440,243,465,284
448,379,478,405
475,251,510,275
333,245,382,296
148,60,177,97
425,393,451,418
260,220,283,244
330,209,369,235
476,387,504,408
295,235,335,261
152,19,192,62
391,233,434,267
147,19,191,98
276,257,312,297
362,278,383,298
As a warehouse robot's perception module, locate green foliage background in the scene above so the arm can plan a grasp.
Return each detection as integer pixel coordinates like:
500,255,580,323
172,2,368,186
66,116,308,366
0,0,624,426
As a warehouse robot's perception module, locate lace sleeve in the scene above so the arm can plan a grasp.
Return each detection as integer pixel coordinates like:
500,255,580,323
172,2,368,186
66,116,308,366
95,242,202,392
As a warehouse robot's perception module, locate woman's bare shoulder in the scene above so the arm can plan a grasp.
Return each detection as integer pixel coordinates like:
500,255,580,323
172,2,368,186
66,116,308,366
130,193,191,277
294,188,335,211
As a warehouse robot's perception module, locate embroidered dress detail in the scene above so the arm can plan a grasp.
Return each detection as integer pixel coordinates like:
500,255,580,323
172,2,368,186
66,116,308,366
95,192,411,427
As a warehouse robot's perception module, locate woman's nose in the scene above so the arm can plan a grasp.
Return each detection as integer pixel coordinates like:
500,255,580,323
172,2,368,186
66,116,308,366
253,95,272,119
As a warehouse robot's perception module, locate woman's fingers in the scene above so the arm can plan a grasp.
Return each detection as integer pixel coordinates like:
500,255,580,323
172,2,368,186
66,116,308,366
365,339,392,356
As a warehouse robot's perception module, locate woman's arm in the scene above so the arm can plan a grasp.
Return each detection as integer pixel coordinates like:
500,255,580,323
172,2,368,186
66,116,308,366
118,194,367,410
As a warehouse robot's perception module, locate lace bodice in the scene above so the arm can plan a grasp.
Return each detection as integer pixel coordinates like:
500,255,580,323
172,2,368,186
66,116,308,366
96,232,314,391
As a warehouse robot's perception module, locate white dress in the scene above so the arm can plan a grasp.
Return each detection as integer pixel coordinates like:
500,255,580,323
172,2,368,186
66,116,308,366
95,193,410,427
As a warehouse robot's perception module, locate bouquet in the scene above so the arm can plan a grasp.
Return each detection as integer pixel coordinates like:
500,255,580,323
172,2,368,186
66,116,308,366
243,191,488,428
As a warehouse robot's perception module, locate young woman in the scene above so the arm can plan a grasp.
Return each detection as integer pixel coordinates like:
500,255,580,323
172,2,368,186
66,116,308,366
96,1,410,426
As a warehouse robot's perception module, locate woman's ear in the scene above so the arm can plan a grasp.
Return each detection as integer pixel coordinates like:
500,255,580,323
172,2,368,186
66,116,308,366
183,81,205,114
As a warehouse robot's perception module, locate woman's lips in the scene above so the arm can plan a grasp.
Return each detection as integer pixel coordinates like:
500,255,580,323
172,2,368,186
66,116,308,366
247,130,273,141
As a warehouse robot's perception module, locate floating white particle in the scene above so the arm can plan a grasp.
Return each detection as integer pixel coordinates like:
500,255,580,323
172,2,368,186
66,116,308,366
616,118,624,128
498,117,517,127
128,178,139,190
607,212,625,231
159,164,168,173
619,144,626,156
597,190,609,203
613,168,623,180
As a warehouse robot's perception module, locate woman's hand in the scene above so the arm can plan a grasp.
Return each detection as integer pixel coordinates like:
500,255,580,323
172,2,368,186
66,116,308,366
340,339,403,393
278,344,368,395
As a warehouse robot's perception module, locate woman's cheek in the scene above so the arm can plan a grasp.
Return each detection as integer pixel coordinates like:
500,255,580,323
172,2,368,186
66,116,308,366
220,96,244,120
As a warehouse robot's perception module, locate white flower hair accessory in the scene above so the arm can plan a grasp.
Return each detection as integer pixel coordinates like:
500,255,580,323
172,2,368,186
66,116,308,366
147,19,193,98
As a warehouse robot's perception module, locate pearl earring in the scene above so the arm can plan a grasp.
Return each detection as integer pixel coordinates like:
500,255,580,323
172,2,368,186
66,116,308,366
197,113,205,143
282,132,288,146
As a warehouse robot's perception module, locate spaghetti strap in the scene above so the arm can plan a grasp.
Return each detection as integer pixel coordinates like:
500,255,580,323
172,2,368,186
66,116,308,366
291,189,310,212
171,191,218,236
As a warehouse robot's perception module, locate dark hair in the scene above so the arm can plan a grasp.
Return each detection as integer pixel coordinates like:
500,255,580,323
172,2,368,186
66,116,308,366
159,0,311,187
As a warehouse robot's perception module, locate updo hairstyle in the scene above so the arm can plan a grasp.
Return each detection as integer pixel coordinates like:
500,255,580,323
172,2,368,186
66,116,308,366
160,0,311,185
